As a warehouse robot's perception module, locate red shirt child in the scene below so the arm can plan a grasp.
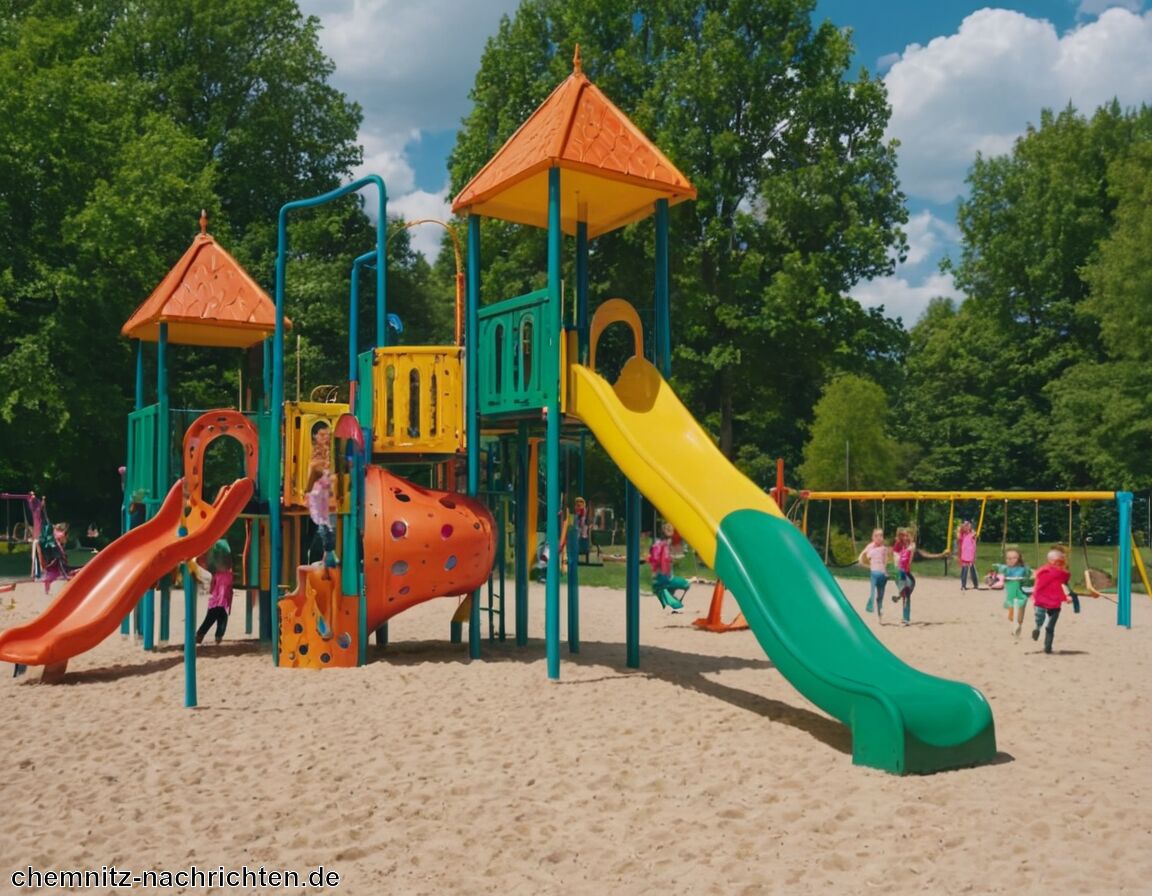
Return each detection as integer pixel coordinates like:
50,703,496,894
1031,549,1072,654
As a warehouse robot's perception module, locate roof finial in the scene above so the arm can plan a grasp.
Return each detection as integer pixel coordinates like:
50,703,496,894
573,44,582,75
199,209,208,235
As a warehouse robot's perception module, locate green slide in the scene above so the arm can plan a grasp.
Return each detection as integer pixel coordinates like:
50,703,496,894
567,357,997,774
716,509,997,774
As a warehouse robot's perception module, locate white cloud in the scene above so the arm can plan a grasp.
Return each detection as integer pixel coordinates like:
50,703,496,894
353,129,418,194
851,271,962,326
390,188,454,260
884,7,1152,202
299,0,521,136
902,209,960,267
299,1,521,258
1077,0,1143,16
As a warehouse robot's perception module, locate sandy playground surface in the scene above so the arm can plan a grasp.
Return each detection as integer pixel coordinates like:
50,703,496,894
0,571,1150,895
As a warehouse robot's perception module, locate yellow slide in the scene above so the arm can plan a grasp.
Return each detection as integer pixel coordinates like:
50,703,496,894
567,356,781,567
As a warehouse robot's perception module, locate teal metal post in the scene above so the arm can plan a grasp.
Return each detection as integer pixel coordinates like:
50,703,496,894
1117,491,1133,628
159,579,170,642
467,214,482,659
654,199,671,377
348,251,377,662
143,323,169,652
122,344,146,635
259,340,272,642
497,493,507,641
576,220,589,360
271,176,387,666
545,168,563,679
183,564,197,707
515,421,529,646
625,481,641,668
567,508,579,653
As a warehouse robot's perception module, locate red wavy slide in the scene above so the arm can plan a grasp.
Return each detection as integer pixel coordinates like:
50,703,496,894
0,477,253,668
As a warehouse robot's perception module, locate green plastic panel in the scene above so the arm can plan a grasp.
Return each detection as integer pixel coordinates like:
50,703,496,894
477,289,554,416
126,403,161,502
714,509,997,775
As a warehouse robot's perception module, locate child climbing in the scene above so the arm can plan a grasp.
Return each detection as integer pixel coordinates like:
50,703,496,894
306,421,338,571
649,522,689,613
992,548,1032,638
41,521,71,594
193,539,234,646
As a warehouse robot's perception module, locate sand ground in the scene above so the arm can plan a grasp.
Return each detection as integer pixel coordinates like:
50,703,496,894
1,572,1150,895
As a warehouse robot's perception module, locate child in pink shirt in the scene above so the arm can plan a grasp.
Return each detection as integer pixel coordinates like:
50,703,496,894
891,527,916,626
1031,549,1072,654
194,540,234,646
955,520,979,591
858,528,892,623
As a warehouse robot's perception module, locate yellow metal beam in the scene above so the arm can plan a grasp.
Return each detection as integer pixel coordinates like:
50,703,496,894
799,490,1116,502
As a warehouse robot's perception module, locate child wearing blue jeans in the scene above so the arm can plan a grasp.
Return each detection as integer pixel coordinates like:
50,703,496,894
858,529,891,623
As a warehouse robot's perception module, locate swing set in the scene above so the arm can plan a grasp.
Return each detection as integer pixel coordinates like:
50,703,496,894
791,490,1148,622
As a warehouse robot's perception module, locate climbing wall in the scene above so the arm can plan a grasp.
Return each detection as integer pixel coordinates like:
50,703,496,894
278,564,360,668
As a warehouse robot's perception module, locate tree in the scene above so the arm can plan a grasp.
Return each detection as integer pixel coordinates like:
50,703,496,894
449,0,909,485
0,0,366,524
900,102,1152,490
797,374,904,490
1045,141,1152,489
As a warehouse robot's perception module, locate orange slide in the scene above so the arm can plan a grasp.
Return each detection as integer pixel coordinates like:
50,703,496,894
0,477,253,668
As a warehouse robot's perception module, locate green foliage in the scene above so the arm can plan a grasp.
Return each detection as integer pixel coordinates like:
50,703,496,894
1043,141,1152,490
0,0,366,526
450,0,909,486
797,374,905,490
899,102,1152,491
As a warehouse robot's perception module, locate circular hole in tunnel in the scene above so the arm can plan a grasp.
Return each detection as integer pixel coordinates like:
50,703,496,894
445,555,458,571
391,560,409,576
391,520,408,539
441,524,454,539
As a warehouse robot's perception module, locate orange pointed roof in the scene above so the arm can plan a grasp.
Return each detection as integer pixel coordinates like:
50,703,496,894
452,50,696,237
121,213,288,348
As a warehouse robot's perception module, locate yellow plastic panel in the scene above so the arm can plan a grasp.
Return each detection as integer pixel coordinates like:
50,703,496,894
283,401,351,510
371,347,465,455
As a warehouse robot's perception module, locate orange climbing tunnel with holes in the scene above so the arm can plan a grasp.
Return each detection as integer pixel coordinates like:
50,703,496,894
362,466,497,628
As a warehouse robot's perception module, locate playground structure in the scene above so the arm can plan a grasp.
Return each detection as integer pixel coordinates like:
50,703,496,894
0,52,1010,774
790,490,1145,627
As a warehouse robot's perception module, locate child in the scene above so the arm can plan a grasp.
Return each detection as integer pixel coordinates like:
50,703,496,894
992,548,1032,638
193,540,234,646
1031,549,1072,654
306,422,337,570
984,568,1005,589
955,520,979,591
41,521,71,594
891,527,916,626
858,528,891,623
649,522,689,613
533,540,549,582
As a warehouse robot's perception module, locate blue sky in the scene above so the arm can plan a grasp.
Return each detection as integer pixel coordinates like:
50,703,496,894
298,0,1152,325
